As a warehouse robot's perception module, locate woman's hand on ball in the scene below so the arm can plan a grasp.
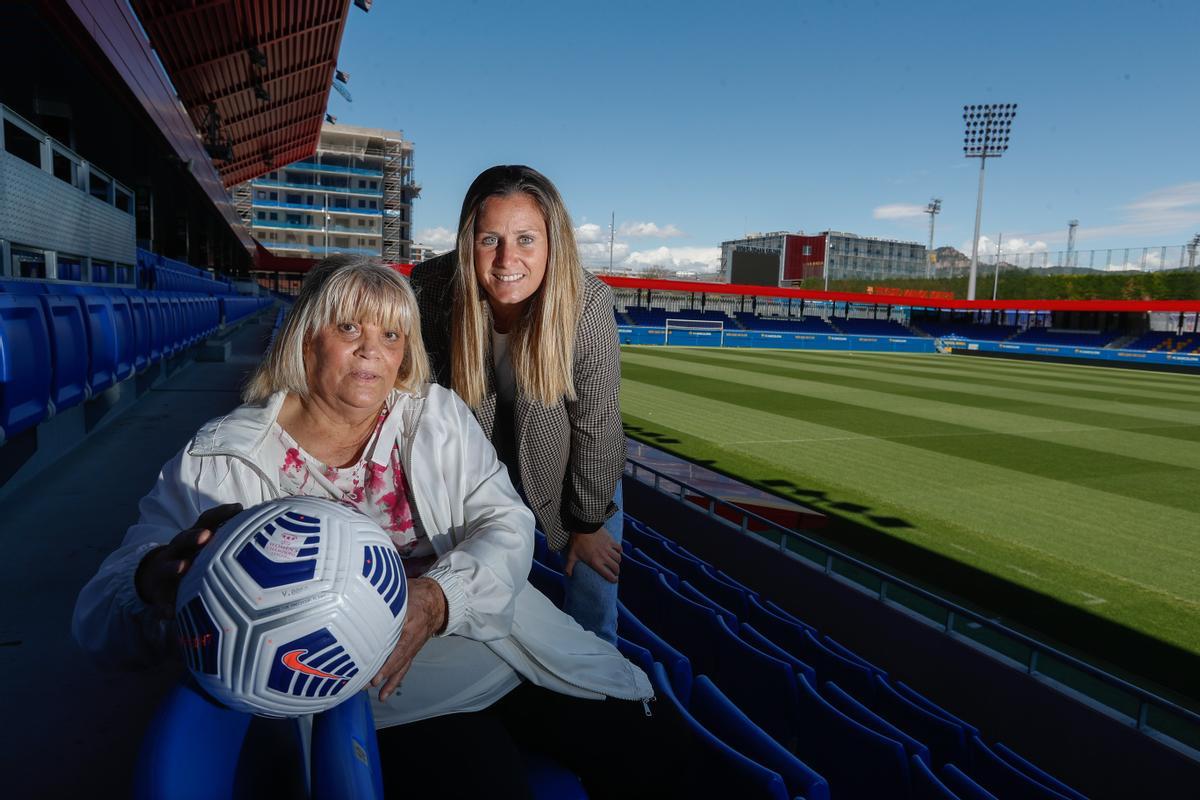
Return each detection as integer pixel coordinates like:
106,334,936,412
135,503,243,616
371,577,448,701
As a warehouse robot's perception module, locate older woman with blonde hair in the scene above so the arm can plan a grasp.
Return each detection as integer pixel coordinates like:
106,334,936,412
73,256,660,798
411,165,626,644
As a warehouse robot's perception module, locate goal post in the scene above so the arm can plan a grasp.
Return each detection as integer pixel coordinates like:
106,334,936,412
664,318,725,347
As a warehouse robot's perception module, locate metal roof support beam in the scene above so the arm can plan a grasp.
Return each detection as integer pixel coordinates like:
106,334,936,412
168,18,343,77
220,123,323,174
221,88,328,129
195,59,334,106
137,0,234,29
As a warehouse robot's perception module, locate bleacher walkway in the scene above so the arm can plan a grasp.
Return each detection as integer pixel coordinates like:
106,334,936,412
0,315,274,798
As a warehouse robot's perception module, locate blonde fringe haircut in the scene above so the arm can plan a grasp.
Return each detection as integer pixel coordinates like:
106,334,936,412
451,165,582,409
243,255,429,404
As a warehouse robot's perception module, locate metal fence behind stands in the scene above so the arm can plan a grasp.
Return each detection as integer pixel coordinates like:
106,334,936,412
950,244,1196,274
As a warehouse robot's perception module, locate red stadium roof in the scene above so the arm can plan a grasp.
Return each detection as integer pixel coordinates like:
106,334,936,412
600,275,1200,313
130,0,351,188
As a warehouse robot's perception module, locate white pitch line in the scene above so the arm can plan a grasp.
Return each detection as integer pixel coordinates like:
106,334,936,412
722,427,1104,447
1076,590,1108,606
1008,565,1042,579
948,543,976,554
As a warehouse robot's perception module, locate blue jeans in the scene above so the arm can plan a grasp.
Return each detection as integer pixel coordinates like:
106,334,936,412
562,482,622,645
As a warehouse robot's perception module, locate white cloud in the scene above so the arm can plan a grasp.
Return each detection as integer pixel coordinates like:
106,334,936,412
1018,182,1200,246
579,241,630,265
873,203,928,221
625,246,721,273
575,223,606,243
618,221,685,238
415,226,455,250
966,235,1049,256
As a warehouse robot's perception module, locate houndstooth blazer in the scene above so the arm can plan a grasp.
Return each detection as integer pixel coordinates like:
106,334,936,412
409,253,625,552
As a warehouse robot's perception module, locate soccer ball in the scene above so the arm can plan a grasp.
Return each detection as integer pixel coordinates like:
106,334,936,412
175,496,407,717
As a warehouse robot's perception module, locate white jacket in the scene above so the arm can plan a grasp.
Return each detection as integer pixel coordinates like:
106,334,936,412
72,385,652,722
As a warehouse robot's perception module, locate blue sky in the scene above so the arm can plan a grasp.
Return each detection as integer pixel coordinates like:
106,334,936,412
332,0,1200,272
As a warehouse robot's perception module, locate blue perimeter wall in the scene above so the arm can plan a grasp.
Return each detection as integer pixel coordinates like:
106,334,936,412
618,326,936,352
617,326,1200,369
939,337,1200,368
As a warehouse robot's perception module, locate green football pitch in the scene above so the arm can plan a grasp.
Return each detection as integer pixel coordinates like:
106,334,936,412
620,346,1200,692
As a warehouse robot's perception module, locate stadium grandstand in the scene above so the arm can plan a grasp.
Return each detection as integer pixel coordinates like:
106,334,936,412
606,275,1200,371
3,3,1200,800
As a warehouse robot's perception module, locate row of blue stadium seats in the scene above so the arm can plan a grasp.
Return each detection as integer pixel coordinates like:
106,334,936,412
530,520,1088,799
0,280,271,444
135,248,236,295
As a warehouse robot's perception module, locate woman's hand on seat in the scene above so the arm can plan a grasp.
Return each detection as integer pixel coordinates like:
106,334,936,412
372,577,448,701
134,503,243,617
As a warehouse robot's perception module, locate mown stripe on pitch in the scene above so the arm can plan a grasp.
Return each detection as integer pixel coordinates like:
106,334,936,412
719,348,1200,404
700,347,1200,411
621,379,1200,603
621,356,1200,514
741,345,1200,388
635,348,1200,444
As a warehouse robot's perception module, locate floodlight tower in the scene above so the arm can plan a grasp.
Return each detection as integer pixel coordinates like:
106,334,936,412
963,103,1017,300
925,199,941,277
1066,220,1079,268
1188,234,1200,270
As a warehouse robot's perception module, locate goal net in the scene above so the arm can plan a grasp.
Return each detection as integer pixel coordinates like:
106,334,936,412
664,318,725,346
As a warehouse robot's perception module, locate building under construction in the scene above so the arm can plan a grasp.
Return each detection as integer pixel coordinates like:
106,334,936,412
234,122,418,263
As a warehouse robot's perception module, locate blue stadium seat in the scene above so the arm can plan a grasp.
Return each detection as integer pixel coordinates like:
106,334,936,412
528,558,566,609
870,674,969,768
941,764,999,800
649,662,790,799
991,743,1089,800
144,294,164,363
910,754,959,800
793,672,910,799
746,602,876,701
678,579,739,630
893,681,980,739
637,535,707,582
310,689,385,799
616,601,691,702
738,623,817,684
822,635,888,678
163,295,183,355
616,636,655,676
183,296,200,345
623,517,666,546
133,679,307,800
122,290,151,373
704,614,800,748
761,597,818,632
967,736,1073,799
35,292,89,414
618,549,673,611
627,546,681,588
70,290,119,396
521,750,588,800
747,593,817,636
691,563,754,619
822,680,930,765
0,294,52,441
110,291,136,382
690,675,831,800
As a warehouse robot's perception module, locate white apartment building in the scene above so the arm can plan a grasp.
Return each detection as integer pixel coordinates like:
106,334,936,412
234,123,417,262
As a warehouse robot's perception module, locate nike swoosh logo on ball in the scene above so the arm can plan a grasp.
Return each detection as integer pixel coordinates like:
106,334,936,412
281,649,347,680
